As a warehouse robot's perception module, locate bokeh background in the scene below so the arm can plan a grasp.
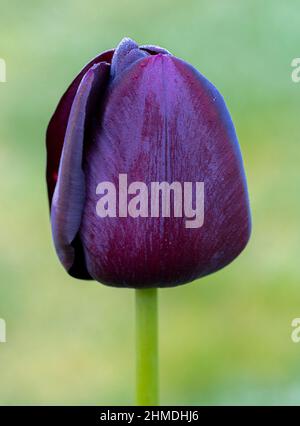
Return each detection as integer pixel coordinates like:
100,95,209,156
0,0,300,405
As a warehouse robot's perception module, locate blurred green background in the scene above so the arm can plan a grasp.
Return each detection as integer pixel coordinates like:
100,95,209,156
0,0,300,405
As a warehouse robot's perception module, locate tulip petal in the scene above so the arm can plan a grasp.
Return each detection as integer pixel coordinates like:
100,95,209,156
46,50,114,205
80,54,251,288
51,62,110,278
110,37,149,79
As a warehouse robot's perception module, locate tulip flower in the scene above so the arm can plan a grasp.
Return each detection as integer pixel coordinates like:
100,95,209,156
46,38,251,405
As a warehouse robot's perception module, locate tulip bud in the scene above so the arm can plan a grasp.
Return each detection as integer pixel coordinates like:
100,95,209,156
46,38,251,288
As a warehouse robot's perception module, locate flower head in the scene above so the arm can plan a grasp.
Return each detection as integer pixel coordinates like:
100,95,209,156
46,38,251,288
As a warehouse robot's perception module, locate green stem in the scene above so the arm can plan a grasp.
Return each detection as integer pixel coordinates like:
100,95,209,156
135,288,159,406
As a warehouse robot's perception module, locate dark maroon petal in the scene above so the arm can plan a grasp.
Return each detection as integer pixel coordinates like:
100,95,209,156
46,49,113,205
79,53,251,288
51,62,110,278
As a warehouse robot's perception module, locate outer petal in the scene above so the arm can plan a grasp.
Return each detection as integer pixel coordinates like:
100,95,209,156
80,54,251,288
46,49,113,205
51,62,110,278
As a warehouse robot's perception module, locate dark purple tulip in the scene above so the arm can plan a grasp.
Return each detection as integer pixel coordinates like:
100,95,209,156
46,38,251,288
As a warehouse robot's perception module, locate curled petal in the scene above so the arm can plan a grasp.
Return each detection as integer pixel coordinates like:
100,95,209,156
51,62,110,278
110,37,149,79
46,50,113,205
